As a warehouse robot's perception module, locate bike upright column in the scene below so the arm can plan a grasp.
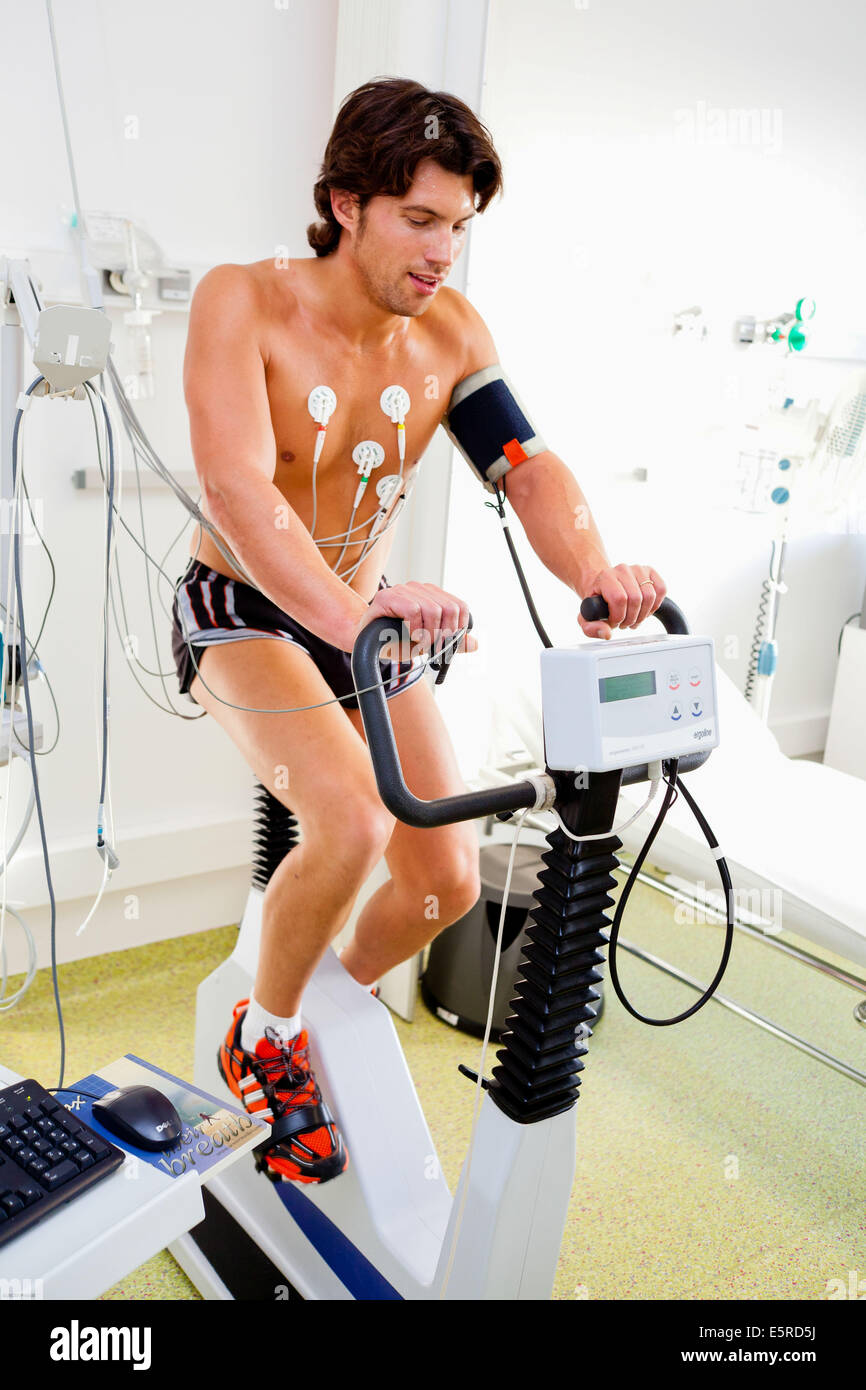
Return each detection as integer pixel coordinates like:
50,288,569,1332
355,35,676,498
488,770,623,1124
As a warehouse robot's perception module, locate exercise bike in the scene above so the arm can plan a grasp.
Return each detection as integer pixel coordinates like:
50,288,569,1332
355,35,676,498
170,596,724,1300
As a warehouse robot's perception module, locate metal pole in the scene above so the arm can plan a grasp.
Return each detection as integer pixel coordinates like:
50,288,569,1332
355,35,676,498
616,935,866,1087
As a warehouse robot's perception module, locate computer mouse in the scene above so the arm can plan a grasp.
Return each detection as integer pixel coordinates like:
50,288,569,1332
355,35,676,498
92,1085,184,1151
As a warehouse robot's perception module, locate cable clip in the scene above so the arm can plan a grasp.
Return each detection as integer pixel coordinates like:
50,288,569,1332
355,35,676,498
352,440,385,477
429,639,456,685
96,803,120,870
429,617,473,686
97,839,120,871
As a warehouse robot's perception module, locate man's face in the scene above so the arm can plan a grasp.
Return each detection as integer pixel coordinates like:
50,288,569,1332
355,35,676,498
350,159,476,316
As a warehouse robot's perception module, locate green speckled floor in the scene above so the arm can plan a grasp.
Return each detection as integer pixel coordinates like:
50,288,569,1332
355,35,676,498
4,870,865,1300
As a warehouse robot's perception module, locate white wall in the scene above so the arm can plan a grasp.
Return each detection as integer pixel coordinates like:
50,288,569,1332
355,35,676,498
1,0,339,969
438,0,866,771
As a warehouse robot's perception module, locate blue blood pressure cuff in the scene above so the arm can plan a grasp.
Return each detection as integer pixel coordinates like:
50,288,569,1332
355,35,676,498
442,365,547,493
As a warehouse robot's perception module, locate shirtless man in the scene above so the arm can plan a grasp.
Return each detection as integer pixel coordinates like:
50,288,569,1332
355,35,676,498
171,78,666,1184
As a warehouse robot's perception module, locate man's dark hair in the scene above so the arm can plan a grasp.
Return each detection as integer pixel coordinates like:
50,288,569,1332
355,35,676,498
307,77,503,257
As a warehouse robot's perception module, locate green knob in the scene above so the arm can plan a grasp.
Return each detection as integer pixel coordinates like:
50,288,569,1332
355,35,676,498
795,297,816,321
788,325,807,352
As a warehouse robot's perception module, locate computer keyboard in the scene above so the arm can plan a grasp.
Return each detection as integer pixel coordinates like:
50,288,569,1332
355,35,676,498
0,1078,124,1249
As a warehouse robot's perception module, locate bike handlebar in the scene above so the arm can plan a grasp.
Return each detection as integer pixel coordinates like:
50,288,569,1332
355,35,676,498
351,598,710,829
580,594,689,635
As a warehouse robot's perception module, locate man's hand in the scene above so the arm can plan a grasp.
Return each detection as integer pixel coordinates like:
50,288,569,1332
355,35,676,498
347,580,479,663
578,564,667,640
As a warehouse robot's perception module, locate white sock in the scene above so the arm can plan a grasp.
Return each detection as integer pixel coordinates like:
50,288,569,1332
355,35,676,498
241,994,302,1052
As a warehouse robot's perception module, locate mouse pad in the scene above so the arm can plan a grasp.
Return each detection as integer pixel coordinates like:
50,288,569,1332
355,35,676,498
62,1054,269,1180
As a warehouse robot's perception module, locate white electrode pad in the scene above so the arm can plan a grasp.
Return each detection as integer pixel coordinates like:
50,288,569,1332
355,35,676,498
540,633,719,773
352,440,385,474
375,474,402,505
307,385,337,424
380,385,411,422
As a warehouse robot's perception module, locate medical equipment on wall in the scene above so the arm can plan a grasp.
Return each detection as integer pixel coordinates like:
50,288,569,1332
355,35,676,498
734,296,816,354
63,211,191,400
671,305,706,341
804,370,866,514
0,262,118,1066
737,371,866,721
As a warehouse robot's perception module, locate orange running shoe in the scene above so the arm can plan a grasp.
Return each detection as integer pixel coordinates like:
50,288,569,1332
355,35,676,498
218,999,347,1184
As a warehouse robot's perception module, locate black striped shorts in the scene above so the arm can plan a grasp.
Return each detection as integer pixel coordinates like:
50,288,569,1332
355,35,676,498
170,559,425,712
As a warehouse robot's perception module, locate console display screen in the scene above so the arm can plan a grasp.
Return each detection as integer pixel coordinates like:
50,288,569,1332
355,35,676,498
598,670,657,703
